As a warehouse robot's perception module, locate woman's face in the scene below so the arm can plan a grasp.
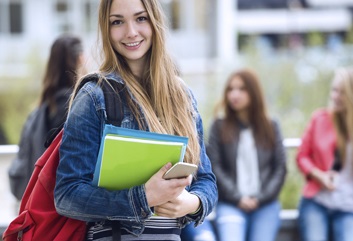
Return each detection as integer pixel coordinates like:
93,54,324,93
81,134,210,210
109,0,153,70
330,75,345,112
226,76,250,113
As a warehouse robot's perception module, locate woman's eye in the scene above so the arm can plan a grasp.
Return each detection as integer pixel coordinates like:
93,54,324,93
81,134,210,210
137,16,148,22
111,19,123,25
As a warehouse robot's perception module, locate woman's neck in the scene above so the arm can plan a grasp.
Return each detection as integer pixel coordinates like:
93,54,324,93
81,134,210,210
127,57,147,80
129,65,143,79
237,111,249,125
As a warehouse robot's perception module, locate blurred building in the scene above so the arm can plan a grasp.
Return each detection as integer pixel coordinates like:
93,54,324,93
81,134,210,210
0,0,99,78
1,0,353,76
236,0,353,49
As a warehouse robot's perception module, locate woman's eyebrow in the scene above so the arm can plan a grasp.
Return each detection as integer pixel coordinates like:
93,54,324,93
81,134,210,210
134,11,147,16
109,14,123,18
109,11,147,18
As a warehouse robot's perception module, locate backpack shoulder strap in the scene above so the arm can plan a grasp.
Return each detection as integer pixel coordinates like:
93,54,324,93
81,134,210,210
45,73,124,147
100,78,124,127
78,73,124,126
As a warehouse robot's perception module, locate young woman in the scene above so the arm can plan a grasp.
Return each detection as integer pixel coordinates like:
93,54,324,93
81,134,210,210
8,34,84,200
296,67,353,241
54,0,217,240
40,35,85,131
207,69,287,241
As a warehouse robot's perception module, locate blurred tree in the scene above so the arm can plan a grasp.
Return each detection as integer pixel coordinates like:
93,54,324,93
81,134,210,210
344,26,353,44
307,31,325,46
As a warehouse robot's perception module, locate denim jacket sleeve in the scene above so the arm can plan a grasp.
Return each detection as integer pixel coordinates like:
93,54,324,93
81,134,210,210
54,82,153,235
179,89,218,227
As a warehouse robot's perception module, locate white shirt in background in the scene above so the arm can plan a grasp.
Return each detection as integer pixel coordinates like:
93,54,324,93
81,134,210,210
236,129,260,197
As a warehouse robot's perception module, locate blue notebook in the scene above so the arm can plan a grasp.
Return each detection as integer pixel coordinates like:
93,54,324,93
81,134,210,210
92,125,189,188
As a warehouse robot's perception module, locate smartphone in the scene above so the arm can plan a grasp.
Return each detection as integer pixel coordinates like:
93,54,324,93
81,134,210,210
163,162,198,180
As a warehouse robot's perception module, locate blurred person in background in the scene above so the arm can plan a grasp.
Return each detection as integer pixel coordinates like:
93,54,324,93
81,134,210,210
38,34,86,132
8,34,85,201
296,67,353,241
207,68,287,241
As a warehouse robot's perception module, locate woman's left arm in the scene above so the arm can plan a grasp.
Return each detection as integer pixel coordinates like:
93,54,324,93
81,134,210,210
185,93,218,224
154,92,218,225
256,121,287,205
186,111,218,222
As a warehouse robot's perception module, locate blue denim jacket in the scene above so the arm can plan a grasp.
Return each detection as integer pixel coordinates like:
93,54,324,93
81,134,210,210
54,72,218,236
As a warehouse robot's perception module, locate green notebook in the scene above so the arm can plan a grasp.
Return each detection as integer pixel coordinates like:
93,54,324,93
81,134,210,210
98,134,186,190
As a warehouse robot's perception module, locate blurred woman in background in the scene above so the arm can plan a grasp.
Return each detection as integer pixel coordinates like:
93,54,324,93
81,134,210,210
207,68,287,241
8,34,85,200
296,67,353,241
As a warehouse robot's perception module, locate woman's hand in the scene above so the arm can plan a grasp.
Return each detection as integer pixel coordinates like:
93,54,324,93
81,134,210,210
310,169,336,191
154,189,200,218
145,163,192,207
238,197,258,212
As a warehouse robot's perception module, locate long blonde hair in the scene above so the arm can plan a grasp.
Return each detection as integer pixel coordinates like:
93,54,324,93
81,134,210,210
330,67,353,163
71,0,200,165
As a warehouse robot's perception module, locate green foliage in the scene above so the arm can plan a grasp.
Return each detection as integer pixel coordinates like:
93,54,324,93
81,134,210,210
345,27,353,44
279,149,304,209
0,50,44,144
238,48,333,139
307,32,325,46
0,78,39,144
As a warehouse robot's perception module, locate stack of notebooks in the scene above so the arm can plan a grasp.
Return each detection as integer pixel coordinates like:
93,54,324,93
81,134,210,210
92,125,188,190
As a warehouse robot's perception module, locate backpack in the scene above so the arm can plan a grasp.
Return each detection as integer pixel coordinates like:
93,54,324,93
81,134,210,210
8,103,48,200
2,74,124,241
8,88,72,201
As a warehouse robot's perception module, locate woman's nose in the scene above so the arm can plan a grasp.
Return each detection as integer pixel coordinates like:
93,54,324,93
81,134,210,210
230,89,241,98
126,22,138,38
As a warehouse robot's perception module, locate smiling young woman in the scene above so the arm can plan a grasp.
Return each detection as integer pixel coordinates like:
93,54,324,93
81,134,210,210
53,0,217,240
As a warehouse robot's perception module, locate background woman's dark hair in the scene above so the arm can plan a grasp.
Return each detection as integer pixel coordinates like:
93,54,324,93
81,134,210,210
220,68,275,148
39,34,83,111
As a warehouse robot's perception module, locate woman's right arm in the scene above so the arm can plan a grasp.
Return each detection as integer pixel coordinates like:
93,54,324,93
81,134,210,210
207,120,242,204
296,114,316,176
54,84,153,222
296,111,335,190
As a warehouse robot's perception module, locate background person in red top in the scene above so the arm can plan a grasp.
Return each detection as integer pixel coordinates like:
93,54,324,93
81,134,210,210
296,67,353,241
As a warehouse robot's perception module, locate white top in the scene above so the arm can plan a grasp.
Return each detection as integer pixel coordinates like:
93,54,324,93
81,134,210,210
314,142,353,212
236,129,260,196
